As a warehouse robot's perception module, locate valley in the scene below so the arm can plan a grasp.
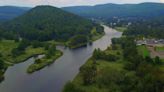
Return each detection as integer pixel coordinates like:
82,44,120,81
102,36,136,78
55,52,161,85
0,25,122,92
0,2,164,92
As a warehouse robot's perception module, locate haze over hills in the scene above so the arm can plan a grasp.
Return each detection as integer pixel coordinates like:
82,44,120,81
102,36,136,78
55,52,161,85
0,5,103,41
63,2,164,20
0,6,30,21
1,2,164,22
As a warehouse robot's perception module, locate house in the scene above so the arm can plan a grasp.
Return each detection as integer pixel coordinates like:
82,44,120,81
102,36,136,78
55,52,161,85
136,39,164,46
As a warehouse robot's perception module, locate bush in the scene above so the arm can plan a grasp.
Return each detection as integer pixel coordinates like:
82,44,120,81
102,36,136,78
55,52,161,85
46,44,56,58
93,49,119,61
97,67,125,89
80,64,97,85
12,48,24,57
31,41,44,48
0,59,4,70
35,59,42,64
68,35,88,47
63,82,83,92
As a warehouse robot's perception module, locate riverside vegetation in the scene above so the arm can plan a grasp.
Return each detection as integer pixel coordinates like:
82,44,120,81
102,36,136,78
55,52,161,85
63,37,164,92
0,39,63,78
0,5,104,82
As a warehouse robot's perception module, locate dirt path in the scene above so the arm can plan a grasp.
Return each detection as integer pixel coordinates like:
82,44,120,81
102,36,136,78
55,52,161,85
147,46,164,58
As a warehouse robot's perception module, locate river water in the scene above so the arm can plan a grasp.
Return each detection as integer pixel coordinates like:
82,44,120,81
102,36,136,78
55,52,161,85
0,25,122,92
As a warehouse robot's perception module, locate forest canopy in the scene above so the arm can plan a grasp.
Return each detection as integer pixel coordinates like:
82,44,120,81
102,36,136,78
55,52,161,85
0,6,103,41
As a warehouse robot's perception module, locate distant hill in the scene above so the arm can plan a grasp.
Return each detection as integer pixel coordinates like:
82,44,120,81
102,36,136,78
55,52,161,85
63,2,164,20
1,6,103,41
0,6,30,21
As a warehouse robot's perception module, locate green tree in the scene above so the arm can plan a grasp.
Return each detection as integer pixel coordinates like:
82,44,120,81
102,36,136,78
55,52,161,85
63,82,83,92
80,64,97,85
46,44,56,58
31,40,43,48
0,59,4,70
154,56,162,65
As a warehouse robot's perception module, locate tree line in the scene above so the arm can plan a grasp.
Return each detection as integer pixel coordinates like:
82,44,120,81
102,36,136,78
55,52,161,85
63,37,164,92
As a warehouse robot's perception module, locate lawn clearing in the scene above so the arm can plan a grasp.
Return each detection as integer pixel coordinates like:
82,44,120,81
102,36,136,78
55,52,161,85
155,46,164,51
137,45,150,57
115,27,127,32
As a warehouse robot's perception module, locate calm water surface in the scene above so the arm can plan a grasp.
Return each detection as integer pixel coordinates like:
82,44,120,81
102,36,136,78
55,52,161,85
0,25,122,92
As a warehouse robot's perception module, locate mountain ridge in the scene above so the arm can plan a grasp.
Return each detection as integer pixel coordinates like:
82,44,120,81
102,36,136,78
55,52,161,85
0,6,30,21
63,2,164,20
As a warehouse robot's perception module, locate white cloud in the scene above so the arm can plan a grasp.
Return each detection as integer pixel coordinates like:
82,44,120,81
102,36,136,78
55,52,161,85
0,0,161,7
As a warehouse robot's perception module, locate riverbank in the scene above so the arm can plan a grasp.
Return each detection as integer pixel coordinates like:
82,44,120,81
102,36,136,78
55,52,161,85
27,50,63,73
0,25,123,92
0,40,46,64
63,38,164,92
63,45,125,92
67,32,105,49
0,40,46,82
0,40,64,81
114,26,127,32
53,27,105,49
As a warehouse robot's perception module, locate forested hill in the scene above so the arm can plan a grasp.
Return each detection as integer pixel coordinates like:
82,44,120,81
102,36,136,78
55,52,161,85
0,6,30,21
0,5,103,41
123,16,164,38
63,2,164,20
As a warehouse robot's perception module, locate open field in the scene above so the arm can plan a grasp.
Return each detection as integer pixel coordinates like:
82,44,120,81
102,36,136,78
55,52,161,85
155,46,164,51
147,46,164,58
137,45,150,57
115,27,127,32
0,40,46,64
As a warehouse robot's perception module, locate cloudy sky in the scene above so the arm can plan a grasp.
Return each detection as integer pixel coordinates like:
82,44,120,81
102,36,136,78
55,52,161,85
0,0,163,7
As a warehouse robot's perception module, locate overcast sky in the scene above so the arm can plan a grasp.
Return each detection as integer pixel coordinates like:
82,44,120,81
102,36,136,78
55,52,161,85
0,0,163,7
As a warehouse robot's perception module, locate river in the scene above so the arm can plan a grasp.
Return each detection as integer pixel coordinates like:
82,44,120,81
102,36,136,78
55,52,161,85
0,25,122,92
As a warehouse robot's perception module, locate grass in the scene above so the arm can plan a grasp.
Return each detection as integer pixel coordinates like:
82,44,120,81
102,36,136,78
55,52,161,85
155,46,164,51
90,27,105,41
72,58,124,92
137,45,150,57
63,44,164,92
0,40,46,64
69,46,124,92
27,50,63,73
115,27,127,32
0,40,47,82
0,40,18,58
0,40,63,74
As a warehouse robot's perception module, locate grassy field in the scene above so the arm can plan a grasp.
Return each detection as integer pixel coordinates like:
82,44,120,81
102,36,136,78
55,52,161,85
0,40,63,74
115,27,127,32
0,40,18,60
0,40,48,82
137,45,150,57
0,40,46,64
155,46,164,51
72,59,124,92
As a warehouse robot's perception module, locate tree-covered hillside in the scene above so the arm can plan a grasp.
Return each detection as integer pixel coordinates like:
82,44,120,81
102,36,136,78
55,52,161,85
63,2,164,20
0,6,30,21
0,6,103,41
123,17,164,39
